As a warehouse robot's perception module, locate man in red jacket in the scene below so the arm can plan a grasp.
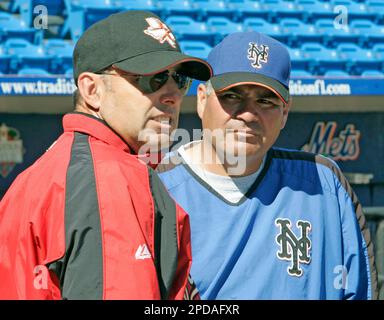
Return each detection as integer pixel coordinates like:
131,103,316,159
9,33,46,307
0,10,211,299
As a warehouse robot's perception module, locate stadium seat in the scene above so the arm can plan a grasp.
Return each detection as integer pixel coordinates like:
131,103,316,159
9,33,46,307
350,20,384,48
179,40,212,60
372,44,384,61
360,70,384,77
295,0,334,23
324,69,350,77
206,17,243,45
0,12,42,44
44,39,74,74
366,0,384,24
65,68,74,76
290,69,313,77
193,0,236,21
156,0,200,20
61,0,121,42
301,42,346,75
114,0,162,17
243,18,289,45
227,0,270,22
262,0,304,23
4,38,52,73
165,16,215,46
337,43,382,74
287,47,312,71
314,19,359,47
280,18,322,47
18,67,51,75
0,46,11,74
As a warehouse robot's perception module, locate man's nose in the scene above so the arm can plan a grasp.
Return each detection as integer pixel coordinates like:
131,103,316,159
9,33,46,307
158,76,183,106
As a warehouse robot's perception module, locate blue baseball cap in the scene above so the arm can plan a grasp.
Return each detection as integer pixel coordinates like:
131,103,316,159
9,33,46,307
208,31,291,104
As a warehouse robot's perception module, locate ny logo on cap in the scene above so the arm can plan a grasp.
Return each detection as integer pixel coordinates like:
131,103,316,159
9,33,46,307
247,42,269,69
144,17,177,48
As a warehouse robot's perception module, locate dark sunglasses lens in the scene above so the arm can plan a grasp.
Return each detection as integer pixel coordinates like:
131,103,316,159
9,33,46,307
138,71,191,94
172,73,191,94
149,71,169,92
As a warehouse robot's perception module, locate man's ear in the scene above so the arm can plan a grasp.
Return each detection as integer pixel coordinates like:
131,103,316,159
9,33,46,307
281,98,292,130
77,72,103,112
197,83,208,120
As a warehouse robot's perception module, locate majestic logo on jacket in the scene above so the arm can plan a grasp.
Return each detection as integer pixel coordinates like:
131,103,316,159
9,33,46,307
301,121,360,161
275,219,311,277
247,42,269,69
0,123,24,178
144,17,177,48
135,244,152,260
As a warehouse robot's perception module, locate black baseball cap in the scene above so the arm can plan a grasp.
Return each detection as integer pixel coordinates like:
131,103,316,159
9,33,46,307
73,10,212,85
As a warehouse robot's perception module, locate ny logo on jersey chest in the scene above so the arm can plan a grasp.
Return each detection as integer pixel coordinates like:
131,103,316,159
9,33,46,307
275,219,312,277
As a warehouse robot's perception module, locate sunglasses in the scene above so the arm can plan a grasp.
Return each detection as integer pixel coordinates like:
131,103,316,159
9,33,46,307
99,68,192,95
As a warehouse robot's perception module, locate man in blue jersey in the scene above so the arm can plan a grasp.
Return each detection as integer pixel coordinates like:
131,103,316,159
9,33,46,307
156,31,378,299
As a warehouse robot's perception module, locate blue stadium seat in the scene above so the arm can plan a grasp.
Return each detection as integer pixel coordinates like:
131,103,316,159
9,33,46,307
18,67,51,76
193,0,236,21
206,17,243,45
290,69,313,77
280,18,322,47
227,0,270,22
65,68,74,76
360,70,384,77
324,69,350,77
301,42,346,75
179,40,212,60
0,12,42,44
4,38,52,73
243,18,289,45
61,0,121,42
366,0,384,24
156,0,200,20
44,39,74,74
350,20,384,48
0,46,11,74
337,43,382,74
165,16,215,46
287,47,312,71
372,43,384,61
314,19,359,47
262,0,304,23
11,0,65,27
295,0,334,23
115,0,162,16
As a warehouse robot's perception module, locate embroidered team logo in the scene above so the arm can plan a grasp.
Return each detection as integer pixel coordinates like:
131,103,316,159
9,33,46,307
144,17,177,48
247,42,269,69
275,218,311,277
0,123,24,178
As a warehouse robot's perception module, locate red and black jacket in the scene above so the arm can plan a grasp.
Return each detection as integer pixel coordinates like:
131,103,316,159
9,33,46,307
0,113,199,300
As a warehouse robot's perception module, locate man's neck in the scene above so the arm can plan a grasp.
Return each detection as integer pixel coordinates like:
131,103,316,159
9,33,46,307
184,140,264,177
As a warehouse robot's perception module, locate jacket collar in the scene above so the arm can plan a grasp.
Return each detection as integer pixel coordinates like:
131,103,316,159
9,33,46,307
63,112,132,153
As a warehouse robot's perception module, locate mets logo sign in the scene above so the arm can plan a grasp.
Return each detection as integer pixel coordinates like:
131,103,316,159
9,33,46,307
301,121,360,161
247,42,269,69
275,219,311,277
0,123,24,178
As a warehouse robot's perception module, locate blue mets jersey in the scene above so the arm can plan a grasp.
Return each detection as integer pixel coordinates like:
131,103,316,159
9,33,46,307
157,147,377,299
